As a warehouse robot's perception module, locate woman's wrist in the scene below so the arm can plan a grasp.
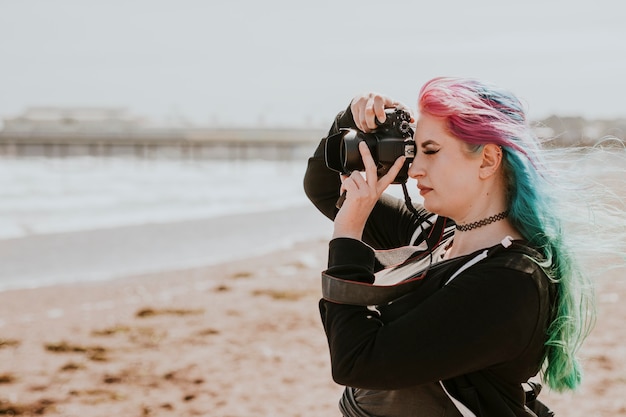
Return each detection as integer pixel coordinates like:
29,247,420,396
332,225,364,241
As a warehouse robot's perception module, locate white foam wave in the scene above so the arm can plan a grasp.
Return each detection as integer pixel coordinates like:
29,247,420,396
0,157,310,239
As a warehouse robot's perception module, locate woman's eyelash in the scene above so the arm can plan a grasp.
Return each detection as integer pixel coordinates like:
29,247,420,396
423,149,439,155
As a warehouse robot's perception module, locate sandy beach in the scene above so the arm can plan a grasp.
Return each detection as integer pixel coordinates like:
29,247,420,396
1,235,625,416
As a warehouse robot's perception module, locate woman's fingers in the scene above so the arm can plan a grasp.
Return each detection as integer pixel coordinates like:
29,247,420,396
339,174,348,193
364,96,383,131
351,93,402,132
358,141,378,187
378,155,407,190
340,141,406,210
360,141,407,191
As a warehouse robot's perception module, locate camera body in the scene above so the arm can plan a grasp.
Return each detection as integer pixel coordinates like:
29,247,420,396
325,108,415,183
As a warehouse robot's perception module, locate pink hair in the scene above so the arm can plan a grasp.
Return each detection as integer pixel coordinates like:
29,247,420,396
418,77,530,156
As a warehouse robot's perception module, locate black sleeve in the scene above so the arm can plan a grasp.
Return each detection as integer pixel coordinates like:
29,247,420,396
302,105,355,221
303,105,433,250
320,238,542,390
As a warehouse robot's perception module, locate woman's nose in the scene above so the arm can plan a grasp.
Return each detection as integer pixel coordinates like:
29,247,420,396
408,160,424,179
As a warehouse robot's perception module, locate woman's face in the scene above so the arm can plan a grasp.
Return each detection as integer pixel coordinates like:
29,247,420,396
407,113,484,220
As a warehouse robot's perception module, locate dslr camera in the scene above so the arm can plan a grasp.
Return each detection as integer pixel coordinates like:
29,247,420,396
325,108,415,184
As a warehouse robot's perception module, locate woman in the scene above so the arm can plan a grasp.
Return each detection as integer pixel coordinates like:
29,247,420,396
303,77,594,416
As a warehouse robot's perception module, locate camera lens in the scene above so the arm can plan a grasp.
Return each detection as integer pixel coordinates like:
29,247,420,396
341,130,365,172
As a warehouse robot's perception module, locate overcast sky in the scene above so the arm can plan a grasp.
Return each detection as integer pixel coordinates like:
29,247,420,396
1,0,625,127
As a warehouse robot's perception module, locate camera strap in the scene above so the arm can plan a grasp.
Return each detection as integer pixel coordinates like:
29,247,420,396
321,232,537,307
321,216,452,306
322,265,430,306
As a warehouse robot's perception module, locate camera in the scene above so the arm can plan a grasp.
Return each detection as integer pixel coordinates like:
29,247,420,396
325,108,415,184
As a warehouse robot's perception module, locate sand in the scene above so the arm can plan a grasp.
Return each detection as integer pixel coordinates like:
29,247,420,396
0,237,624,416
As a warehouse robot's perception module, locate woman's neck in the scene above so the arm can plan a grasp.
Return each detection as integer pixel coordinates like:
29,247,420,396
443,220,523,260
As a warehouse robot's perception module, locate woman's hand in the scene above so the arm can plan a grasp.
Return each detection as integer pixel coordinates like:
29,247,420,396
350,93,414,132
332,141,406,240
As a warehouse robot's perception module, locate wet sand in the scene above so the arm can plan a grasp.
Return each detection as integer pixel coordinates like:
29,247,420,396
0,205,332,290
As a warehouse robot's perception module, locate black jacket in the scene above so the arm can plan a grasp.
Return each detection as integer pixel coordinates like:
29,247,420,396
303,106,556,416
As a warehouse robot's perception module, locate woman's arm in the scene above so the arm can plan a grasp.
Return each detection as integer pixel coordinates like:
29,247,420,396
303,105,355,221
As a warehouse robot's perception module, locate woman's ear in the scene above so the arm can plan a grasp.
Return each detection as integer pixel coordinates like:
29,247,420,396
479,143,503,179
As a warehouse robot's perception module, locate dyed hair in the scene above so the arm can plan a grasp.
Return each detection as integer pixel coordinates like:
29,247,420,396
418,77,595,391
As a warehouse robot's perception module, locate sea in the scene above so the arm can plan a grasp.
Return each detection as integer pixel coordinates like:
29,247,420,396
1,148,624,291
0,156,340,291
0,157,316,240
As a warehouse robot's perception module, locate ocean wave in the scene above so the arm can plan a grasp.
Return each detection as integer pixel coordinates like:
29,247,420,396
0,157,311,239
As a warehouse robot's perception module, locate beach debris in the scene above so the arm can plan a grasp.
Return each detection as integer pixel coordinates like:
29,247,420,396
43,341,109,362
91,324,132,337
163,369,205,385
0,398,55,415
230,271,254,279
135,307,205,318
0,372,16,384
0,338,20,349
68,388,125,403
195,327,220,336
59,361,85,372
251,288,309,301
103,373,124,384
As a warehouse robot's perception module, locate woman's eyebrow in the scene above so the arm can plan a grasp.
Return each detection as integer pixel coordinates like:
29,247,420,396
420,140,440,148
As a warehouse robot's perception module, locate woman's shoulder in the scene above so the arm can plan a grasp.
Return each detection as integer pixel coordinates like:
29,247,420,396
465,240,552,298
486,240,546,273
445,239,545,273
447,240,549,291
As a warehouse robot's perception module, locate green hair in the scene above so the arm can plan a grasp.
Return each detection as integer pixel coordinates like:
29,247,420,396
503,149,595,391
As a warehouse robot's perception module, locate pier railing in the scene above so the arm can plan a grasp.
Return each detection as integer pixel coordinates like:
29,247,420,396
0,127,326,159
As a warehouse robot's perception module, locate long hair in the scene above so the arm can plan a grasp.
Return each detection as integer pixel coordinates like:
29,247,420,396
418,76,601,392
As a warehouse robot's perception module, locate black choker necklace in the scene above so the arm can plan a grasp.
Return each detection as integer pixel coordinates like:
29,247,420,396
455,210,509,232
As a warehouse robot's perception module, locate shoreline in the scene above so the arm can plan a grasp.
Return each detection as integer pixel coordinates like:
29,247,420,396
1,237,624,415
0,205,333,292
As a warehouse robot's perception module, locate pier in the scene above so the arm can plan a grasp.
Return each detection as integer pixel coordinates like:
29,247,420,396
0,107,325,160
0,127,325,160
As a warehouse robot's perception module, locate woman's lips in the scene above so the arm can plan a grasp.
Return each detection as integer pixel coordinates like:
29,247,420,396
418,186,432,196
